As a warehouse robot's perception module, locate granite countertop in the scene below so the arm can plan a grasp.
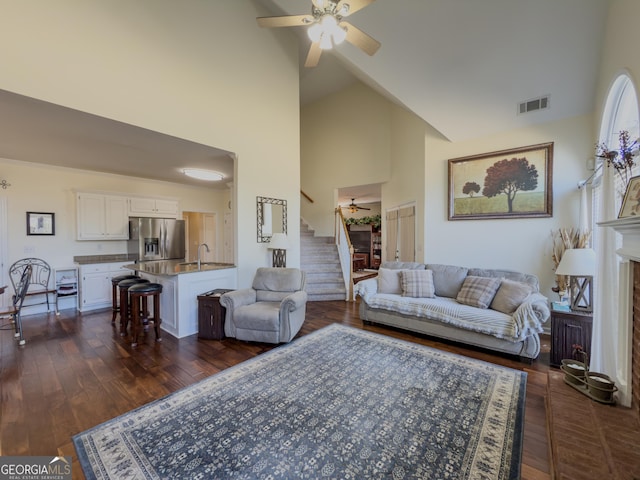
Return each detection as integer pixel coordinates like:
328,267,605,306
125,259,236,276
74,254,137,265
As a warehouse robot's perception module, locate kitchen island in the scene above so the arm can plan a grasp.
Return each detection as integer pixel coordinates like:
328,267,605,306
125,260,237,339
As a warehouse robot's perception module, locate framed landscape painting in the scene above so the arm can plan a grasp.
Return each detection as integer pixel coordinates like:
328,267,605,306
448,142,553,220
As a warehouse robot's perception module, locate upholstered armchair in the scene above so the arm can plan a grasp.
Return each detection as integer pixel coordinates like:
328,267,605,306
220,267,307,343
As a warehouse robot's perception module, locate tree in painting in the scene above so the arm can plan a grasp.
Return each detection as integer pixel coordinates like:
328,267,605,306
482,157,538,213
462,181,481,197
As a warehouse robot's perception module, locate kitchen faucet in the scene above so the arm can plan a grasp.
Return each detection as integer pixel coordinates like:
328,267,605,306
197,243,210,270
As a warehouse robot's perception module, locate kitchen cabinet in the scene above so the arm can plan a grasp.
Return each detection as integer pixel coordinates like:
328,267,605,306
135,266,237,339
78,262,130,312
128,197,179,218
77,193,129,240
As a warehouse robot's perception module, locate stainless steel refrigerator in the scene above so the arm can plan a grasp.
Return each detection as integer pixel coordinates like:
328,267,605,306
128,217,186,262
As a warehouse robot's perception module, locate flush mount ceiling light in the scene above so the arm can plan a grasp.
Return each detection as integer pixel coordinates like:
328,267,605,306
183,168,224,181
256,0,380,68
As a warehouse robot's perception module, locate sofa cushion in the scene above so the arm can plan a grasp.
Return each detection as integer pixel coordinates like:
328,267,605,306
377,268,403,294
490,279,533,314
456,275,501,309
380,261,425,270
468,267,539,292
425,264,469,298
401,269,435,298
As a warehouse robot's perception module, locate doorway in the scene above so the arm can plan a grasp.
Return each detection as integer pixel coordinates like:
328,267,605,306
183,211,216,262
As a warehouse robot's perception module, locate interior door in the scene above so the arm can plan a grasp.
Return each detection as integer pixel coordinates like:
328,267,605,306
203,214,216,262
223,212,233,264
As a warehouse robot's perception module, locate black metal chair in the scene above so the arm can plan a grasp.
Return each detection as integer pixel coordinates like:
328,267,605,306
9,258,59,315
0,264,32,345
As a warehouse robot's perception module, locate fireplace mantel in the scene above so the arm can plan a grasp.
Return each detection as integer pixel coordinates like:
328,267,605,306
598,216,639,408
600,216,640,261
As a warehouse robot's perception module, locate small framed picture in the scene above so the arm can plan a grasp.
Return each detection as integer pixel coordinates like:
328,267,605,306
26,212,55,236
619,175,640,218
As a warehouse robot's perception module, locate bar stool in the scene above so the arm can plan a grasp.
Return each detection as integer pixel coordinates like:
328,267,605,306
128,283,163,347
111,274,139,324
118,277,150,336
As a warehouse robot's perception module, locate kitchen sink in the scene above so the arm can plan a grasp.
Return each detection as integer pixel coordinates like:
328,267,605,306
177,261,230,271
178,262,221,267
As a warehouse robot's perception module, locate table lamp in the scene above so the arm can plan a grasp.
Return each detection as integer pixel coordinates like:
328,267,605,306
268,233,288,268
555,248,596,312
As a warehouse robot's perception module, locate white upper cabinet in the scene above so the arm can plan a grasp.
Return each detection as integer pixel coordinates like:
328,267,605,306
128,197,179,218
77,193,129,240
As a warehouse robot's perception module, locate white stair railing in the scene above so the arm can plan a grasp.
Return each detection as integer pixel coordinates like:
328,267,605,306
335,208,354,301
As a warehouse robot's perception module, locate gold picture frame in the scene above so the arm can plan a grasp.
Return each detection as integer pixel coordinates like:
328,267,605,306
618,175,640,218
448,142,553,220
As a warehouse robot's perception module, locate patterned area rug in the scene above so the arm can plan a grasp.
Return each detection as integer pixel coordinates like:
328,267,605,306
73,324,526,479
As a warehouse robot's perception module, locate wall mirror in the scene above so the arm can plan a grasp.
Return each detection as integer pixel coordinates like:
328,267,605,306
257,196,287,242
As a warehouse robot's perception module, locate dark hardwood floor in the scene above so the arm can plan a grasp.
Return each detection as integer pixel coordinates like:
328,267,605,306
1,300,551,479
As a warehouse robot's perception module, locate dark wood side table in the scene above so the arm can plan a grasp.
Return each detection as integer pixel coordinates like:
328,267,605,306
197,289,233,340
550,306,593,368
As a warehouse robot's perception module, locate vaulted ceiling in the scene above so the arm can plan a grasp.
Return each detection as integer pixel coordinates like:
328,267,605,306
0,1,609,190
265,0,608,142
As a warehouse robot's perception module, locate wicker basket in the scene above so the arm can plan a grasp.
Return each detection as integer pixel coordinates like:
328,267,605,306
586,372,618,403
561,359,587,385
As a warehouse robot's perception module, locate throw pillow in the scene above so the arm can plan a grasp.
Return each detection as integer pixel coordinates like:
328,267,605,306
401,269,435,298
377,268,403,294
456,275,501,309
425,264,469,298
490,278,533,314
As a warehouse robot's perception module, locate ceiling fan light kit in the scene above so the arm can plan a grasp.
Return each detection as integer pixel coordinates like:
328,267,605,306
256,0,380,67
307,15,347,49
343,198,371,213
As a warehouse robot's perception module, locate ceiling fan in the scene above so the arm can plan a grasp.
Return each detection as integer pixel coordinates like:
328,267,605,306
343,198,371,213
256,0,381,68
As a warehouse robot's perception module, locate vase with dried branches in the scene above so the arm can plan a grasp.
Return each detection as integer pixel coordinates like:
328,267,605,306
595,130,639,186
551,227,592,297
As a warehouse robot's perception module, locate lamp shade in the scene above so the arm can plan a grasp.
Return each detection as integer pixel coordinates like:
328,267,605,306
555,248,596,276
268,233,289,250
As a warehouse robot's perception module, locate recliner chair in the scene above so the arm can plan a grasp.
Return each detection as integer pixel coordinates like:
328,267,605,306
220,267,307,343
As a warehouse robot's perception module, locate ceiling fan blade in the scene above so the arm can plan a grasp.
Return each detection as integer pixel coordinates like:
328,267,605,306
358,206,371,210
256,14,313,28
336,0,375,17
341,21,380,55
304,42,322,68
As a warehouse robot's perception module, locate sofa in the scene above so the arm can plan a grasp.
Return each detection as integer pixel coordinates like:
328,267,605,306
354,261,550,361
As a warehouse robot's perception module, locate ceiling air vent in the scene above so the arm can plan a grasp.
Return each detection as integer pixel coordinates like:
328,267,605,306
518,95,550,115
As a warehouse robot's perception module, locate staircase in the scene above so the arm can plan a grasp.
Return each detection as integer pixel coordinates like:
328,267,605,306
300,220,347,301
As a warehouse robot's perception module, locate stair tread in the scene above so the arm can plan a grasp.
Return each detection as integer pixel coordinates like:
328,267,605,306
301,220,348,303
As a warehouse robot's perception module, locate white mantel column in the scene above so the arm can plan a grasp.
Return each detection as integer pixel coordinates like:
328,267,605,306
598,216,640,407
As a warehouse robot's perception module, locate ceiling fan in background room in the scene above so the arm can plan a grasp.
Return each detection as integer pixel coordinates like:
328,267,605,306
256,0,381,67
343,198,371,213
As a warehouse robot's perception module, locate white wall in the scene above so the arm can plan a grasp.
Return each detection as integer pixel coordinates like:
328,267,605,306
425,113,594,300
301,82,392,235
0,0,300,286
382,105,427,262
0,158,227,267
302,78,593,300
